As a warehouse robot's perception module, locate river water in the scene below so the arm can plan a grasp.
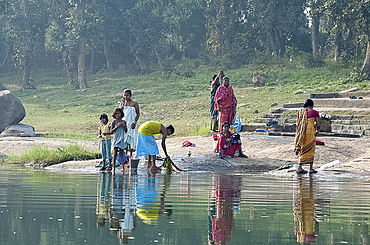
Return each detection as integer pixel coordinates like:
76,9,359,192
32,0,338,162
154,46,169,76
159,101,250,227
0,168,369,245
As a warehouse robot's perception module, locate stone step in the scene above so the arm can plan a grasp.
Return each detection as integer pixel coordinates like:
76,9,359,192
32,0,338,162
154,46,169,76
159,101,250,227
331,115,369,120
331,124,370,136
254,118,296,124
331,120,370,125
304,91,370,100
281,98,370,109
261,113,297,119
267,111,370,121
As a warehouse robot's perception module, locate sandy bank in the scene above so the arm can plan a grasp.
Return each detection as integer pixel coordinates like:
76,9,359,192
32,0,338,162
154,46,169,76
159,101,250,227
1,134,369,176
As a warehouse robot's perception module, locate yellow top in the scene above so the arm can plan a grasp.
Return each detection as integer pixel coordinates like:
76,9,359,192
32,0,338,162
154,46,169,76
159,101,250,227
138,121,161,136
98,124,113,140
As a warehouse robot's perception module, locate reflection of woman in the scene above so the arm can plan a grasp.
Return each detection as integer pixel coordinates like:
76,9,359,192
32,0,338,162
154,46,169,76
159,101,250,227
136,173,172,225
109,173,137,244
294,99,321,174
208,174,241,245
293,176,319,244
117,173,137,243
217,121,247,158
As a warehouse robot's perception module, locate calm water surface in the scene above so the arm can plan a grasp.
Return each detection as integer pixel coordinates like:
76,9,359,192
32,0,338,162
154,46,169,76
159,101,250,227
0,169,370,245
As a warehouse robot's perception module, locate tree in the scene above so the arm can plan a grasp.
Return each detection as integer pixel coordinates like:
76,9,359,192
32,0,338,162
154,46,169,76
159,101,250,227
306,0,325,58
3,0,48,88
358,1,370,78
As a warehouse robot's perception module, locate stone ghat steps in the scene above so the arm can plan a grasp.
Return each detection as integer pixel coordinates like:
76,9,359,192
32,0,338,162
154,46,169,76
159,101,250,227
256,113,370,125
282,98,370,109
332,124,370,136
252,109,370,136
250,91,370,137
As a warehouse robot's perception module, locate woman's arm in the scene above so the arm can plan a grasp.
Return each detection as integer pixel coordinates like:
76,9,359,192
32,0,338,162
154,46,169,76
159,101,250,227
211,70,223,90
123,120,128,133
132,100,140,129
160,124,169,157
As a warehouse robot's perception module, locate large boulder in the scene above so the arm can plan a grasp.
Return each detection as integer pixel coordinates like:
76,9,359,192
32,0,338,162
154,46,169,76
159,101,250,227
0,90,26,132
0,124,35,137
252,75,266,87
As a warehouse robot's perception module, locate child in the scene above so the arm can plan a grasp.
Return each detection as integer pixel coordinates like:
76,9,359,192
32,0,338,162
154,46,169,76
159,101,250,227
98,114,113,171
110,108,127,172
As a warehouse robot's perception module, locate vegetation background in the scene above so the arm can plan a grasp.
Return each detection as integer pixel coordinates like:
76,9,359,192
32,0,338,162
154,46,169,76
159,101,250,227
0,0,370,140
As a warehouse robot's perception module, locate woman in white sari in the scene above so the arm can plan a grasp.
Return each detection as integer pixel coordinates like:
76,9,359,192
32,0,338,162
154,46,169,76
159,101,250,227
120,89,140,162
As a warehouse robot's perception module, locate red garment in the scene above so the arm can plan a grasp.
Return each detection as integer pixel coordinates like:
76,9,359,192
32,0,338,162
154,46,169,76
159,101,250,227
217,131,241,157
214,85,236,132
297,109,319,119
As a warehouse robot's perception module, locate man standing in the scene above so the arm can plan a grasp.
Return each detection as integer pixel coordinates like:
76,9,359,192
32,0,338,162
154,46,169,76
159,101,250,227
214,76,236,132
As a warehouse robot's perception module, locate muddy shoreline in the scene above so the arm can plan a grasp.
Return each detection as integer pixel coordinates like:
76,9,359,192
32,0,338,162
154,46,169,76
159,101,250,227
1,134,369,176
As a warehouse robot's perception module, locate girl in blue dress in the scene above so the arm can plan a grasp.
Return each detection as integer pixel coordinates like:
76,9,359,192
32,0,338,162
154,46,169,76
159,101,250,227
110,108,127,172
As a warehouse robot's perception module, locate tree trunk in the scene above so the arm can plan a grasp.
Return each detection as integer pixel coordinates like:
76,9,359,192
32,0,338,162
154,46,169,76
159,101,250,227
0,47,8,69
63,50,73,80
361,35,370,79
311,15,320,58
333,31,342,63
134,53,148,75
89,44,95,74
21,54,31,89
104,42,113,72
78,37,87,89
155,48,163,73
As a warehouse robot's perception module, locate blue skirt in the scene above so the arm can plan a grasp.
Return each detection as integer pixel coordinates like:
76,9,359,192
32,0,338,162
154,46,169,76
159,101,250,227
136,133,159,156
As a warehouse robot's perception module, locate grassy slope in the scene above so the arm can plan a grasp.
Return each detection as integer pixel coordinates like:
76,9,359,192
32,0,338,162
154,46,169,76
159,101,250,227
1,62,369,140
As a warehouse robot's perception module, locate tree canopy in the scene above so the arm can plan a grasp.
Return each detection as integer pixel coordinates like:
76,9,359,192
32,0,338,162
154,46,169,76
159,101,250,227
0,0,370,89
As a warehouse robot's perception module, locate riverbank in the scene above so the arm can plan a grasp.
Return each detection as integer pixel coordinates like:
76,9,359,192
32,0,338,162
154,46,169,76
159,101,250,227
1,134,369,176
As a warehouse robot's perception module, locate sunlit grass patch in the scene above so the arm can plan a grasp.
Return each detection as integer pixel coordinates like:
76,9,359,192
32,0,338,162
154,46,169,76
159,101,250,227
2,144,101,167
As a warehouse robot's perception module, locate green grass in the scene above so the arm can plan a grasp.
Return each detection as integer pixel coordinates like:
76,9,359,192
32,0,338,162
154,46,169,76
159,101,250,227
1,144,101,166
43,131,97,141
1,61,369,138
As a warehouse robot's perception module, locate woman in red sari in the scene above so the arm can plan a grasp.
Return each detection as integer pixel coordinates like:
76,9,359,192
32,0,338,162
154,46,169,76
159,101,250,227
217,122,247,158
214,77,237,132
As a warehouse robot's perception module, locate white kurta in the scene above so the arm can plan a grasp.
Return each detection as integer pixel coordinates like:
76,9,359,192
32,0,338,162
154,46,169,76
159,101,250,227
123,106,138,150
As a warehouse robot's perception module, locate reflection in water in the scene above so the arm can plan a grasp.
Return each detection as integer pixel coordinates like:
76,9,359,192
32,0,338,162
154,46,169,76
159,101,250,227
208,175,241,245
293,175,319,244
136,172,172,225
96,172,138,244
96,172,112,228
96,171,173,244
110,173,137,244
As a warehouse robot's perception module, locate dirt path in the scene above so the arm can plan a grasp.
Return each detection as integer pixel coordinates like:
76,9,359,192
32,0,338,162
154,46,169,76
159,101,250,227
1,134,369,176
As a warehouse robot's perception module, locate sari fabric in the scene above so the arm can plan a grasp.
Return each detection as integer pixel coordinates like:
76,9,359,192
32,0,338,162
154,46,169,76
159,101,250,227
210,82,220,132
295,108,317,165
214,85,236,132
217,131,241,157
210,82,220,118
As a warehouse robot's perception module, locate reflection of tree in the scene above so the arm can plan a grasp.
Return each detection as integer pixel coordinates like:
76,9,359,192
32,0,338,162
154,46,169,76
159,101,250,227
96,172,112,228
136,172,172,225
293,175,319,244
109,173,137,244
208,174,241,245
